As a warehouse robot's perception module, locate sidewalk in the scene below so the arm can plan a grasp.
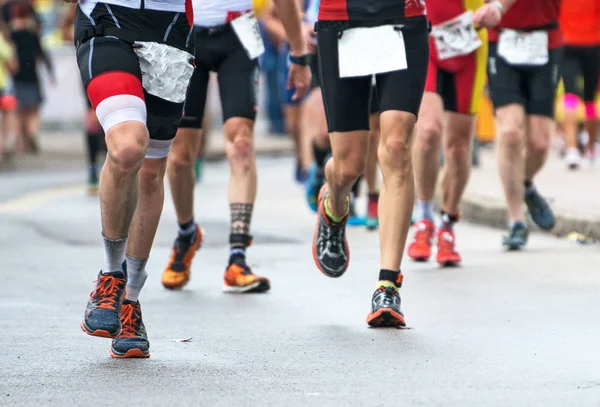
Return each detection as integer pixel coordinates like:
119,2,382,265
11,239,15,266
444,145,600,240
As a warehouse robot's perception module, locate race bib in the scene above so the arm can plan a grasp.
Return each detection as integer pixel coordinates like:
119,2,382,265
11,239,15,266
497,29,548,66
134,42,194,103
231,11,265,60
431,11,482,60
338,25,407,78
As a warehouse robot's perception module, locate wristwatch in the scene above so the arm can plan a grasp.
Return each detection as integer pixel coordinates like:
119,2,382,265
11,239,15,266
289,53,311,66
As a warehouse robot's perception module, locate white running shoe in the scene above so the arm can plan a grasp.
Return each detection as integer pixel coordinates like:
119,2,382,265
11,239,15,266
565,147,581,170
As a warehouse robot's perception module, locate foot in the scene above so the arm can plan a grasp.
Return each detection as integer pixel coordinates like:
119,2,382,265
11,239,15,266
365,193,379,231
110,300,150,358
223,257,270,293
407,219,435,262
565,147,581,170
502,221,529,251
524,186,555,231
162,224,204,290
366,283,406,328
81,268,127,338
312,184,350,278
305,164,325,213
436,228,461,266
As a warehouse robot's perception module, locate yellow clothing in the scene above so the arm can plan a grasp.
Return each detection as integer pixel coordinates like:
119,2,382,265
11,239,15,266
0,36,14,90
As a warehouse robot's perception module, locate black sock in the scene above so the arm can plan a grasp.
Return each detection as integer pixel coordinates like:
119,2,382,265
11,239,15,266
378,269,402,287
178,219,196,241
86,130,101,168
352,177,361,197
368,192,379,203
312,142,330,170
524,179,533,189
229,233,252,264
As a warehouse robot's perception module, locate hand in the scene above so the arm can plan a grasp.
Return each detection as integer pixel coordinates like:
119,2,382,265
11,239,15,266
287,59,311,101
473,2,503,28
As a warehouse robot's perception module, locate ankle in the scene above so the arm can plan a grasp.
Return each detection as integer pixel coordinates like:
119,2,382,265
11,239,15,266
378,269,403,288
439,211,459,231
324,196,349,223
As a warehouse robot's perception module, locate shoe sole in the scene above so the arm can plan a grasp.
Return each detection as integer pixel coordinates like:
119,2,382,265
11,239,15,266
161,227,205,290
312,185,350,278
80,321,118,338
110,347,150,359
504,243,524,251
366,308,406,328
222,280,270,293
438,260,460,267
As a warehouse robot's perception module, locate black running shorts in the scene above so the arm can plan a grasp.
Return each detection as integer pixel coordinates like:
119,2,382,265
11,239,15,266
562,45,600,102
316,17,429,133
180,26,259,129
488,42,562,118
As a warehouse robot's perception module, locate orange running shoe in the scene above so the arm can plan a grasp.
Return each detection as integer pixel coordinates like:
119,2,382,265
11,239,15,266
162,224,203,289
436,228,461,266
110,300,150,358
223,258,270,293
407,219,435,261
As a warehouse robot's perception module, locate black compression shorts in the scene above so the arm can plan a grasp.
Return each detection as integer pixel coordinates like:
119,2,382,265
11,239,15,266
562,45,600,102
488,42,562,118
180,25,259,129
316,17,429,132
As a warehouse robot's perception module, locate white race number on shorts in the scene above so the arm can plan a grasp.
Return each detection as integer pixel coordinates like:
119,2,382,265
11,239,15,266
497,29,549,66
231,11,265,60
134,41,194,103
431,11,482,60
338,25,407,78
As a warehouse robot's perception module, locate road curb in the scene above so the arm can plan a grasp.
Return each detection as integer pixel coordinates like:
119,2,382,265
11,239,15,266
435,192,600,240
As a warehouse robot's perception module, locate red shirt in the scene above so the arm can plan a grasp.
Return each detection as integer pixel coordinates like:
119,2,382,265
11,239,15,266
427,0,485,26
318,0,425,21
560,0,600,46
489,0,562,49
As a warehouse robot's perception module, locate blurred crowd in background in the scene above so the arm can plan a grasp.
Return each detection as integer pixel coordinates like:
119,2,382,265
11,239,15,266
0,0,598,172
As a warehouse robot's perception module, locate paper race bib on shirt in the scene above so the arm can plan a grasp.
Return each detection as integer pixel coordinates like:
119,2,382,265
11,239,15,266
134,41,194,103
431,11,482,60
497,29,549,66
338,25,407,78
231,11,265,60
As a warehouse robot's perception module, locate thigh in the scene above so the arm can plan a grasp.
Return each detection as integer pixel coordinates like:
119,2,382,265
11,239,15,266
317,28,371,133
376,29,429,117
180,64,210,129
561,46,581,96
581,45,600,102
217,30,259,122
526,47,562,118
145,91,184,157
488,42,526,110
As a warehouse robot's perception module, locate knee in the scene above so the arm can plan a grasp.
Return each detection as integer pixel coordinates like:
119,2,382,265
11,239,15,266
417,119,442,152
138,160,164,195
499,126,523,150
445,134,471,160
106,122,148,173
529,135,550,157
225,119,254,165
378,130,412,171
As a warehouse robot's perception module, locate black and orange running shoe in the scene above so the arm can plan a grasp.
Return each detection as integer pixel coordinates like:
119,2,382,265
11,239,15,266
110,300,150,358
223,257,270,293
366,283,406,328
81,268,127,338
312,184,350,278
162,224,204,290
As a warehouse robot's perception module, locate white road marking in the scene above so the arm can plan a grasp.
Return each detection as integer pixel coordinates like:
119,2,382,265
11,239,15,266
0,184,85,214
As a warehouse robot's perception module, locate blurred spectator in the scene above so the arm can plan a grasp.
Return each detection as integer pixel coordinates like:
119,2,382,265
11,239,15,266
10,0,54,154
0,20,16,156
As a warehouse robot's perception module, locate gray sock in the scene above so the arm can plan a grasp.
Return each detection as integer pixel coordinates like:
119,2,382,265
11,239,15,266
103,234,127,274
125,255,148,302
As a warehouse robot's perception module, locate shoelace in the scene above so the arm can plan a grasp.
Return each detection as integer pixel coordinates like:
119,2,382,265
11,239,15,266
321,220,344,253
414,227,433,245
438,231,456,252
377,286,398,307
120,303,141,338
90,275,121,310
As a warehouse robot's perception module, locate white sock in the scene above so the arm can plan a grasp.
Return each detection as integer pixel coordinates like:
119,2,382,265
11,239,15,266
415,200,434,221
125,255,148,302
103,234,127,274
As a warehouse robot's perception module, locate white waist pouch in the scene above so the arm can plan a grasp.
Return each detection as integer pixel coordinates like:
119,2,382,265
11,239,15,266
134,41,194,104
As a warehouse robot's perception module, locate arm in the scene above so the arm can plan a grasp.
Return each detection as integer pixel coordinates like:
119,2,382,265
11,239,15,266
261,2,287,47
272,0,307,57
36,35,55,83
473,0,518,28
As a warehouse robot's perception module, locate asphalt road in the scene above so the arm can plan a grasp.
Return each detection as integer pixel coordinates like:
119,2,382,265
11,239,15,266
1,157,599,407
